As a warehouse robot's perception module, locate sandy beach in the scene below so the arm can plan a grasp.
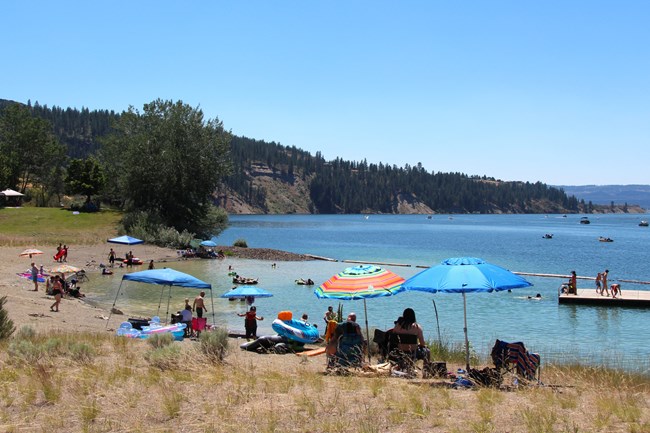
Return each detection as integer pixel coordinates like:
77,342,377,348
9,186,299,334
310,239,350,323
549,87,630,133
1,243,315,334
0,244,183,334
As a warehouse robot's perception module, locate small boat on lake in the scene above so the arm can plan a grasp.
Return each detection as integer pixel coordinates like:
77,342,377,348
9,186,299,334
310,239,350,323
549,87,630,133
640,220,649,227
580,217,591,224
599,236,614,242
542,233,553,239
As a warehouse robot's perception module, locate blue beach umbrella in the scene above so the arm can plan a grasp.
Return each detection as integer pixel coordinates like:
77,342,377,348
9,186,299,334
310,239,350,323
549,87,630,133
221,285,273,299
402,257,532,371
200,240,218,248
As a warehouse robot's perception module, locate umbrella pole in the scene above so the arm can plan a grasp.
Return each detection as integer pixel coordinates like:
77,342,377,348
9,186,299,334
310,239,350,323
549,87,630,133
209,288,216,327
432,299,442,346
463,292,470,372
165,285,172,324
363,299,371,365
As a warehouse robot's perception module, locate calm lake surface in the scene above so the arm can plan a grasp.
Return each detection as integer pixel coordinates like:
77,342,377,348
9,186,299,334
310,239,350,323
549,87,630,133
88,214,650,371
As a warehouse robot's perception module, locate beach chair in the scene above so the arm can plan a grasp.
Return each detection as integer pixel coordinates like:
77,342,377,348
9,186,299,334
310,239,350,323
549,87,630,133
386,332,419,377
328,323,365,370
490,339,541,384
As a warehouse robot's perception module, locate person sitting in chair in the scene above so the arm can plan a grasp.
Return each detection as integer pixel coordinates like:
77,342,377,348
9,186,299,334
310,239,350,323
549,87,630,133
326,312,365,368
391,308,431,369
180,305,193,337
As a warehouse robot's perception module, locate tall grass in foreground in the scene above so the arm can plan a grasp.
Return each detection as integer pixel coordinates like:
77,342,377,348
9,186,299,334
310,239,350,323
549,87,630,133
1,328,649,432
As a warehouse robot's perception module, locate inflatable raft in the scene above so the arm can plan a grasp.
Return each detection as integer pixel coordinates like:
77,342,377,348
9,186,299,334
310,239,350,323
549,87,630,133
116,321,186,340
272,318,319,344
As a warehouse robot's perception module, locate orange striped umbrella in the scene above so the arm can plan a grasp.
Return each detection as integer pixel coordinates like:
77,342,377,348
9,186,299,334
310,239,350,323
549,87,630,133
315,264,405,300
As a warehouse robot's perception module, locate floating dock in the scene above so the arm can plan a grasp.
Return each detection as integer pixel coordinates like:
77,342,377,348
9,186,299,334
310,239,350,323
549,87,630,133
558,289,650,308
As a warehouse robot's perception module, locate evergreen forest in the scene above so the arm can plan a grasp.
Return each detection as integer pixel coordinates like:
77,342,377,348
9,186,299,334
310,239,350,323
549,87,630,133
0,98,583,216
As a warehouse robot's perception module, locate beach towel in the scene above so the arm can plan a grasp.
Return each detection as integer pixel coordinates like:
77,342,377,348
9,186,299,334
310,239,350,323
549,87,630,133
491,339,540,380
17,272,47,283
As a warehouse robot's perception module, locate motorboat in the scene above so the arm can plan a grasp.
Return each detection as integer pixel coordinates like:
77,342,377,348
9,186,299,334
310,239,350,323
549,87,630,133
598,237,614,243
542,234,553,239
640,220,649,227
580,217,591,224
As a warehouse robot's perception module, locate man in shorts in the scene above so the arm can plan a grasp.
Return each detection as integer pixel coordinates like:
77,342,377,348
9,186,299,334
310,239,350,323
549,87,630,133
193,291,207,318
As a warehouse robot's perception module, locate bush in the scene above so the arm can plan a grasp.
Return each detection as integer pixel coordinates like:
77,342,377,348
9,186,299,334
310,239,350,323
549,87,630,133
233,238,248,248
121,210,196,248
147,333,174,349
8,340,44,365
69,342,96,364
14,325,35,341
199,328,229,363
145,345,181,370
0,296,15,340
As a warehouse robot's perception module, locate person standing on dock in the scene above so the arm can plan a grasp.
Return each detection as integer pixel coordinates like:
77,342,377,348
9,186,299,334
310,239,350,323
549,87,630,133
569,271,577,294
595,272,602,294
602,269,610,296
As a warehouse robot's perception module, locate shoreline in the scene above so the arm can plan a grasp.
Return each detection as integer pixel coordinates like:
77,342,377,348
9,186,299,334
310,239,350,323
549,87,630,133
0,243,313,335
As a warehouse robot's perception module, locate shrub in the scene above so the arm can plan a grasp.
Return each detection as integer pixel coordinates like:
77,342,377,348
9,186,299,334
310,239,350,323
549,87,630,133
147,333,174,349
0,296,15,340
8,340,44,365
14,325,35,341
69,342,96,364
233,238,248,248
145,345,181,370
199,328,229,363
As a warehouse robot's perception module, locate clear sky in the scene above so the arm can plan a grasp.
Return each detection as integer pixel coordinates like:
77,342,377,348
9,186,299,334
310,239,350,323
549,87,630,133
3,1,649,186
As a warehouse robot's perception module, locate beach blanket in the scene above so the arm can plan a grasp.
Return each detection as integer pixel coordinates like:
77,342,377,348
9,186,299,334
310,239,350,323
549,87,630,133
17,272,47,283
491,339,540,380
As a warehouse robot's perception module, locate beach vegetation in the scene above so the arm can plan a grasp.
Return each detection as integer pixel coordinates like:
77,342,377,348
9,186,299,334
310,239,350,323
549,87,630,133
0,296,15,340
146,332,174,349
65,157,106,209
101,99,232,240
199,327,229,363
0,103,66,200
233,238,248,248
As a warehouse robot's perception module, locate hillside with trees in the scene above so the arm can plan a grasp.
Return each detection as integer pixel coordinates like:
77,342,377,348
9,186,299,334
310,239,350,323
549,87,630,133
3,98,641,218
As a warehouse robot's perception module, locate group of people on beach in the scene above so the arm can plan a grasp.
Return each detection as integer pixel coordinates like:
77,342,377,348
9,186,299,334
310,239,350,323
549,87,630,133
172,291,208,338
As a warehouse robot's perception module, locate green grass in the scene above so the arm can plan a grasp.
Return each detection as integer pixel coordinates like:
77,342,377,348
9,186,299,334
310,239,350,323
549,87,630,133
0,207,122,246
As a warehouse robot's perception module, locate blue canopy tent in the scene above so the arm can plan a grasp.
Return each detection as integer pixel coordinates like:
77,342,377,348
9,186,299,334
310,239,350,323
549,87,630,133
107,235,144,245
107,268,215,327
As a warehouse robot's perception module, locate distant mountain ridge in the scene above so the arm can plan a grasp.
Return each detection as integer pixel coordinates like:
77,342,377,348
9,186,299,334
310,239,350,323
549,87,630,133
558,185,650,210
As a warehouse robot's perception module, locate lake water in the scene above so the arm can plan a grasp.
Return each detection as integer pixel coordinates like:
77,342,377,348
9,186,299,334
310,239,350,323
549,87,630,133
87,214,650,371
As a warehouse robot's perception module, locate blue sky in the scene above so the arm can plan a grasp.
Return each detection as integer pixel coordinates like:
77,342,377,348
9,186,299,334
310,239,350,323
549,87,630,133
3,1,649,186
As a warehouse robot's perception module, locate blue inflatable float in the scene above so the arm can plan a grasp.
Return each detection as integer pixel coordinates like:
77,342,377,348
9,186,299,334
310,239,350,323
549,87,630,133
272,318,319,344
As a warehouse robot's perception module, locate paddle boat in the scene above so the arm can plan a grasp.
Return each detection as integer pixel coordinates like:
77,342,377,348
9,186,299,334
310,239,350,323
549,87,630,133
542,233,553,239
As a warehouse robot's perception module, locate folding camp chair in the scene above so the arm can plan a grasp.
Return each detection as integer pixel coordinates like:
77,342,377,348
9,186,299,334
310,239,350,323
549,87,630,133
386,332,420,377
490,339,541,384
